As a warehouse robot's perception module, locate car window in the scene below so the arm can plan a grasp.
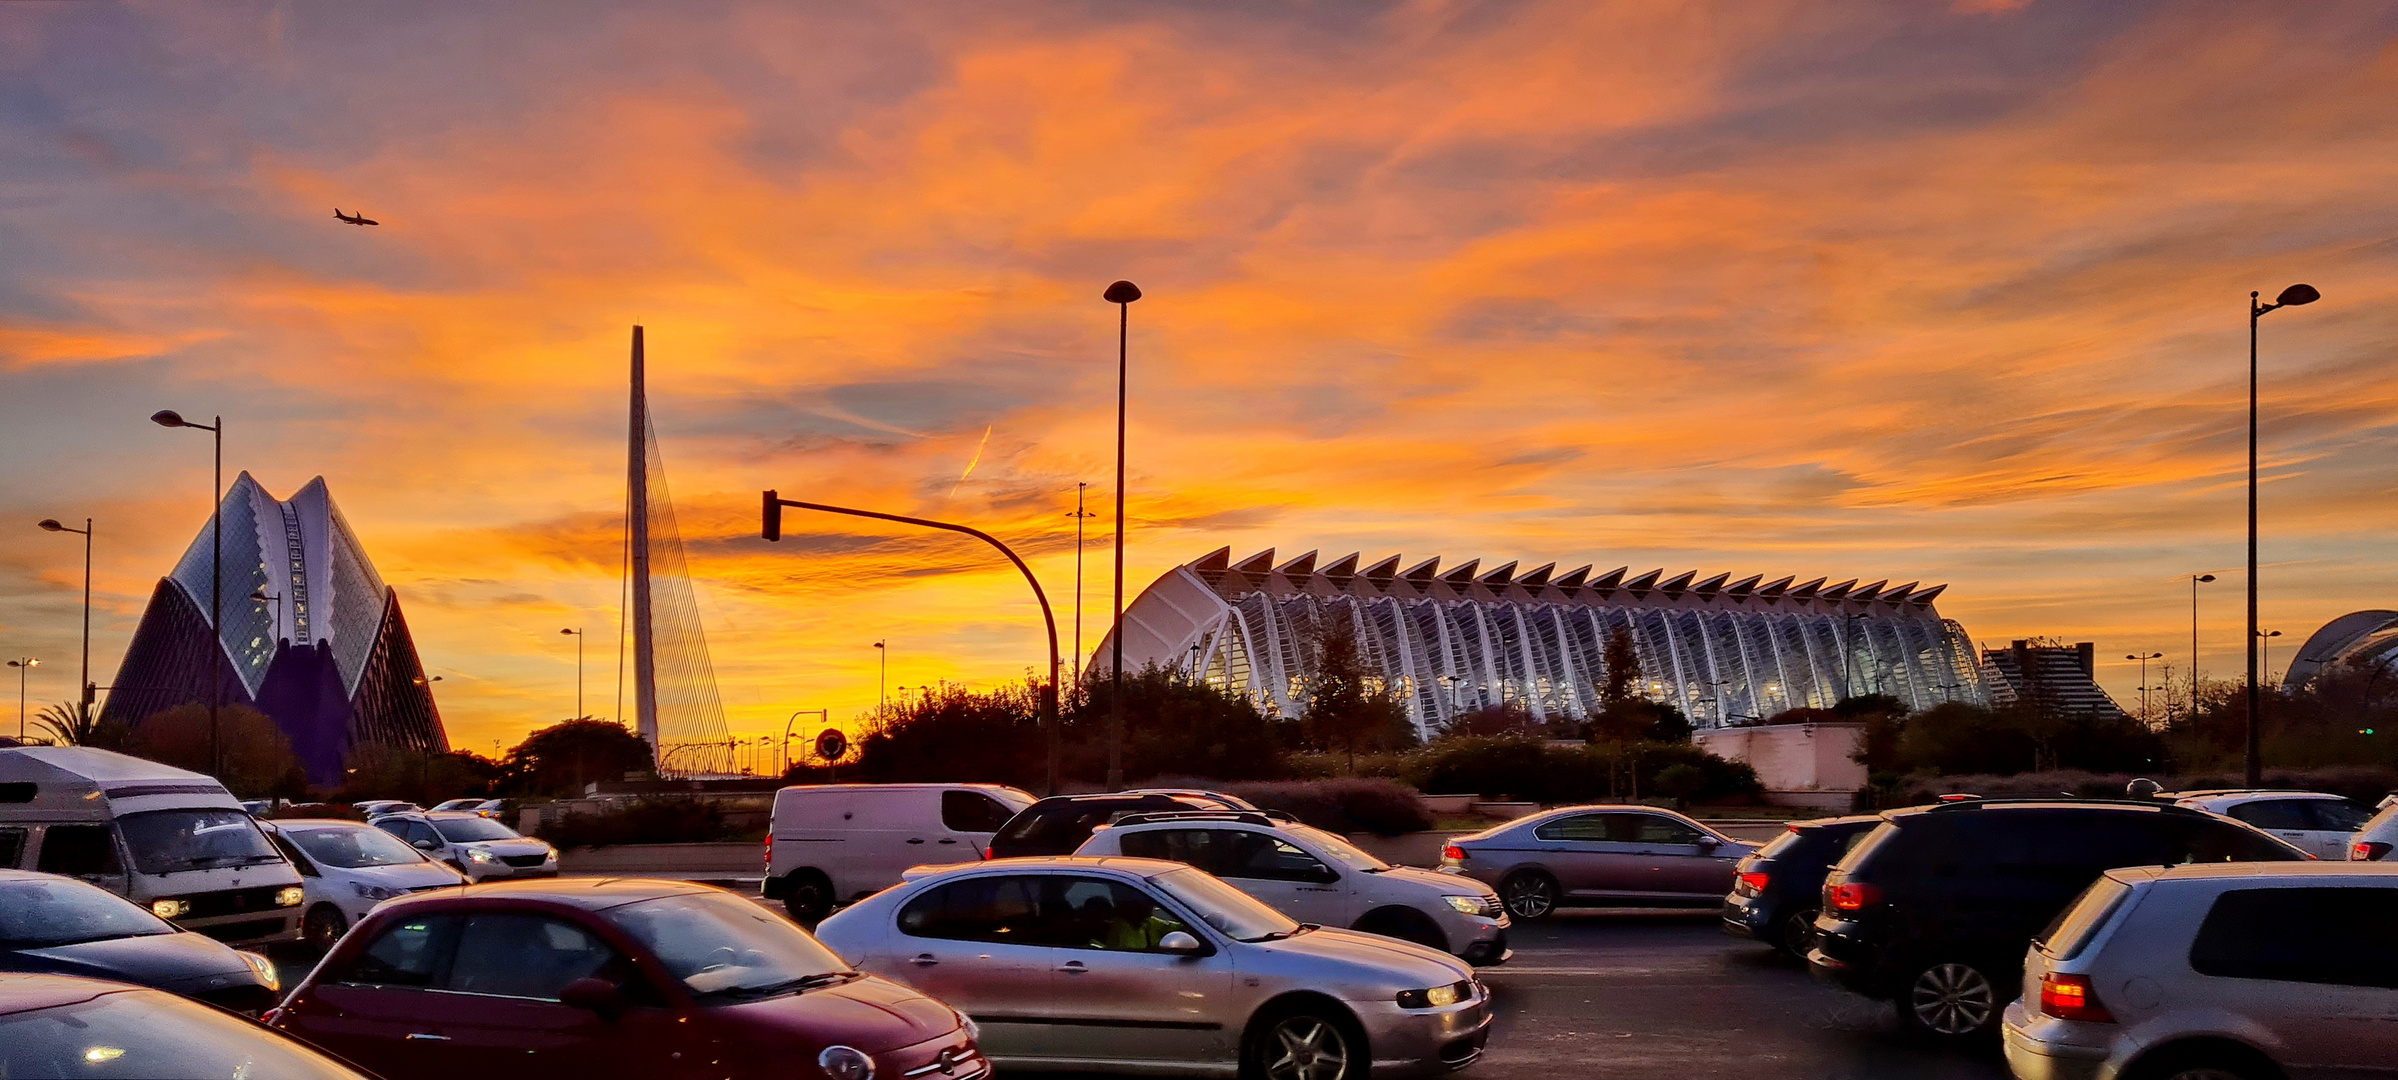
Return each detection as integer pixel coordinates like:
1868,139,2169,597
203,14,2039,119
2225,800,2316,831
1055,876,1196,953
2177,819,2307,863
2036,876,2133,960
2191,887,2398,989
36,824,122,877
1533,813,1612,842
342,914,461,988
2307,801,2373,831
899,875,1050,945
403,821,442,847
1222,832,1335,883
289,825,428,869
117,809,280,875
266,831,319,876
942,791,1017,833
1617,814,1704,846
1755,828,1809,860
1286,825,1390,872
1116,828,1239,877
445,914,622,1000
430,817,517,842
0,826,26,869
606,892,847,1000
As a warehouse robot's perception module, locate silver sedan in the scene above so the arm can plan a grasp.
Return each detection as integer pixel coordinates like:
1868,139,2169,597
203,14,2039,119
1442,805,1757,920
814,856,1491,1079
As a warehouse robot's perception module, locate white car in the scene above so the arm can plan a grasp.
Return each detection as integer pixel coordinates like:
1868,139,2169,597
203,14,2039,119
370,810,556,882
2349,796,2398,861
2170,790,2371,860
350,800,420,819
426,798,484,813
260,819,465,949
1074,810,1511,965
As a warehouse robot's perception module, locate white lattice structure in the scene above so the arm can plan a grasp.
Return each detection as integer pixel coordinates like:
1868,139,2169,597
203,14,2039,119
1095,548,1989,740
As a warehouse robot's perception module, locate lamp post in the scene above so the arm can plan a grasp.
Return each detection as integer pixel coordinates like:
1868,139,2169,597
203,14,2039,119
1069,483,1095,686
150,409,223,777
560,629,584,719
2188,572,2215,718
7,659,36,741
1103,279,1141,791
2256,630,2283,690
783,708,829,775
35,518,92,715
873,641,887,716
2126,652,2163,721
764,492,1063,795
2247,283,2319,787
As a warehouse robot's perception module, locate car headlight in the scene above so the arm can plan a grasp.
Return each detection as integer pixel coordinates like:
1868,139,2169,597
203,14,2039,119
151,898,189,920
1442,894,1485,915
1396,980,1473,1009
239,950,280,993
960,1014,980,1043
466,848,498,863
276,886,306,907
817,1045,875,1080
353,882,401,901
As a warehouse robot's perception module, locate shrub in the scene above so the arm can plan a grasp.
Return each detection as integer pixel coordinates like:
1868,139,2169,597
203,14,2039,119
1396,735,1761,805
535,798,738,849
1872,764,2398,810
1208,778,1434,836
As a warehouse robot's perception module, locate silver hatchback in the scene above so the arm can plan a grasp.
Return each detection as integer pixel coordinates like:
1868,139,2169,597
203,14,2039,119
2003,862,2398,1080
814,856,1491,1079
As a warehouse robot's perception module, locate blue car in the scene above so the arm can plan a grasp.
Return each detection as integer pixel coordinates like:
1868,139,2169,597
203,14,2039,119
1720,814,1882,955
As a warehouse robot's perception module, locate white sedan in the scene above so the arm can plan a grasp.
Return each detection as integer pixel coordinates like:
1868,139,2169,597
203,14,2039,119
372,810,557,882
261,819,465,950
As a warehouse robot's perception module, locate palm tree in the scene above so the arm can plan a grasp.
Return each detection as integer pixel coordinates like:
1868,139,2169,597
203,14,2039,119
32,701,106,747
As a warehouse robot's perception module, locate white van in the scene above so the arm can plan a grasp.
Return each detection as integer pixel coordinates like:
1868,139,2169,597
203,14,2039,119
763,782,1033,922
0,746,305,946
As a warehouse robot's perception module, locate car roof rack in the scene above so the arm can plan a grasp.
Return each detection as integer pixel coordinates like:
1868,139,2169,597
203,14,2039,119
1915,795,2213,817
1108,810,1294,828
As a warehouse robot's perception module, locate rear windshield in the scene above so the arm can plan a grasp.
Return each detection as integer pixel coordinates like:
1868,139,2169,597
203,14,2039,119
993,805,1116,854
2037,875,2134,960
1834,821,1900,873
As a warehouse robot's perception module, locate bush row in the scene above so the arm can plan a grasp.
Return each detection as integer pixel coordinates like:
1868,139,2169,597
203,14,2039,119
1145,776,1435,836
534,798,745,849
1874,764,2398,809
1393,736,1762,805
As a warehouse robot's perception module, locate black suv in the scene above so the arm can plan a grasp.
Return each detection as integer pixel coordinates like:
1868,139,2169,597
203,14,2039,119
1721,814,1882,955
985,791,1249,859
1807,799,2307,1040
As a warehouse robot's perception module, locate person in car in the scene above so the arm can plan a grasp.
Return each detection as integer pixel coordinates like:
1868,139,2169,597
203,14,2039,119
1092,891,1184,951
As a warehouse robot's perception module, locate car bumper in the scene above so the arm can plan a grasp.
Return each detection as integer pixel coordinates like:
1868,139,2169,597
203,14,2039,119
1354,986,1493,1078
882,1025,988,1080
2000,1002,2111,1080
1720,896,1766,939
463,860,557,881
1440,911,1511,966
1804,921,1886,997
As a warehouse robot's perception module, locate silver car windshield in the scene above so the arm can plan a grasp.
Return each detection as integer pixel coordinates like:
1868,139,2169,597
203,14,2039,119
1287,825,1389,872
118,809,284,875
1151,867,1304,942
429,816,518,842
287,825,428,869
604,891,853,1002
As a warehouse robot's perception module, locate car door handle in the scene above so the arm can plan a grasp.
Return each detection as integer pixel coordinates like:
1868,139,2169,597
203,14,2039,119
910,953,940,966
1056,961,1087,974
937,838,958,844
404,1033,450,1042
907,838,926,844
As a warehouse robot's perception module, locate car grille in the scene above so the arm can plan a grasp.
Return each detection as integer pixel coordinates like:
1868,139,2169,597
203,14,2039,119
193,917,288,943
500,853,548,868
897,1039,986,1079
167,885,292,920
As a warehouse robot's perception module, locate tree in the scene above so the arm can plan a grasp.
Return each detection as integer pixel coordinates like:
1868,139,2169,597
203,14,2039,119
130,704,309,799
1297,614,1414,766
503,719,656,797
1599,627,1640,707
32,701,132,750
340,744,502,804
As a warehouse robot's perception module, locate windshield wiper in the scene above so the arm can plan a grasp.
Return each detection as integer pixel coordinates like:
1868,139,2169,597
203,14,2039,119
694,971,857,1002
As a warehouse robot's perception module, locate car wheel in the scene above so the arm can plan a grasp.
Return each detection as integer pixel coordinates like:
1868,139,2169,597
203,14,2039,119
1900,961,2001,1038
782,871,833,925
1777,908,1818,956
1499,871,1558,920
303,904,347,952
1244,1005,1362,1080
1352,908,1448,952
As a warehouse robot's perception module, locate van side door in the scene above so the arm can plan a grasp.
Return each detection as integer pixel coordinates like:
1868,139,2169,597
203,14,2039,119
35,823,128,896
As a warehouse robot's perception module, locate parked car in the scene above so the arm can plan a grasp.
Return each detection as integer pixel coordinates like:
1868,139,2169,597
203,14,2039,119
1074,810,1512,964
764,783,1035,922
470,798,510,819
0,870,281,1013
2170,789,2372,860
1808,798,2309,1040
353,800,421,818
2350,796,2398,861
428,798,485,813
1720,814,1882,956
0,746,306,947
2002,862,2398,1080
260,819,466,950
1,973,372,1080
1441,804,1758,920
985,790,1246,861
815,855,1492,1078
267,878,985,1080
371,810,556,882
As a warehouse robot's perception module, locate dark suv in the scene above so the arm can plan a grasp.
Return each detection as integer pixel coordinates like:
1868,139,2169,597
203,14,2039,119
1721,814,1882,955
984,791,1245,859
1807,799,2307,1040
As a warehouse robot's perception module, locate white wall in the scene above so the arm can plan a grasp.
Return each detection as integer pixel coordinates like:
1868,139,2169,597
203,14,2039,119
1693,723,1867,811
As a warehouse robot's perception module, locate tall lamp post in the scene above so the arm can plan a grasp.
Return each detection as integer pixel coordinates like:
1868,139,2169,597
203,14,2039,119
2187,572,2215,718
7,659,36,741
150,409,223,776
2256,630,2283,689
2126,652,2163,721
1069,482,1095,686
36,518,92,715
1103,280,1141,791
873,641,887,716
560,628,585,719
2247,284,2319,787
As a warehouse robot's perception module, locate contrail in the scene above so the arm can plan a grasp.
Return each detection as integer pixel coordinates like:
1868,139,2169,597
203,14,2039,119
950,424,993,496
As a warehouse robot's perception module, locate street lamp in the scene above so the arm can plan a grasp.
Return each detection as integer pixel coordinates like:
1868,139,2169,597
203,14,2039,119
7,659,36,741
36,518,93,716
2188,572,2215,718
2247,283,2319,787
1103,279,1142,791
873,640,887,715
2126,652,2163,721
1068,483,1096,686
151,408,224,776
560,629,584,719
2256,629,2283,690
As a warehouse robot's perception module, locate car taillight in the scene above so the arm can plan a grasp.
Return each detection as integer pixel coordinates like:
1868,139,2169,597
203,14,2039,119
1827,882,1883,911
2038,973,2114,1022
1736,871,1770,895
1442,845,1466,864
982,846,993,860
2355,841,2392,861
763,834,772,869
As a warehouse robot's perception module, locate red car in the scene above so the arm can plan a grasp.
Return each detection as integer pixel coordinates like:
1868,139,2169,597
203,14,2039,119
267,878,985,1080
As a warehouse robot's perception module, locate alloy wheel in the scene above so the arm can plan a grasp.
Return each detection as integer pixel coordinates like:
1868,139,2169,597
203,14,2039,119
1779,909,1817,955
1501,873,1556,920
304,905,346,952
1908,962,1996,1036
1263,1015,1350,1080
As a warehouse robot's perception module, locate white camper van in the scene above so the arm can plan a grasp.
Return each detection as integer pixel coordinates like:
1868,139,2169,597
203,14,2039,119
763,782,1033,922
0,746,304,947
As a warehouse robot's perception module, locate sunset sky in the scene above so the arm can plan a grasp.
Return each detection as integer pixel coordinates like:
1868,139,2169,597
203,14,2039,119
4,0,2397,760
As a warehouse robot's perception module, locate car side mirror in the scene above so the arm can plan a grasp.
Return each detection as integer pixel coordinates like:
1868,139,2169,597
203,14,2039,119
560,977,626,1019
413,839,441,851
1156,931,1203,955
1695,836,1721,851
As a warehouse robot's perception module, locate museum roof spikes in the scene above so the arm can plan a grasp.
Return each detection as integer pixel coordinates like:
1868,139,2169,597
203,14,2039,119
1191,548,1953,617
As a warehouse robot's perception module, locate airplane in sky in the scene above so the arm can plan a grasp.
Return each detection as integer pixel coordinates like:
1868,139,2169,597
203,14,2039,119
333,208,379,226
